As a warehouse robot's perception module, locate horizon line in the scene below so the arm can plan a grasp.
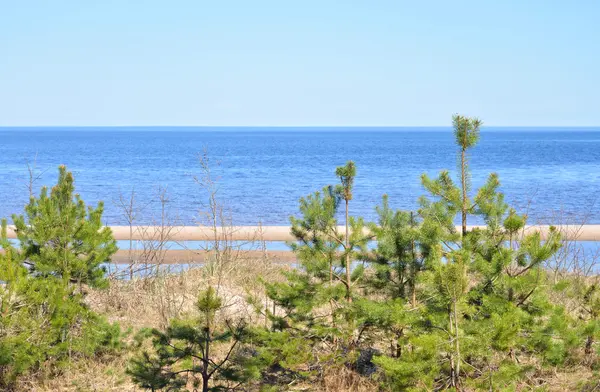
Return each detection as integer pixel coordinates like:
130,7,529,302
2,125,600,129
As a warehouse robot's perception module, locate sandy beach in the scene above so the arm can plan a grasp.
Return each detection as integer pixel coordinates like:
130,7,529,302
6,224,600,242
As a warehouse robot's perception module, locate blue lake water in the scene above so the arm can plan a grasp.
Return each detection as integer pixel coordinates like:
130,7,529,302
1,127,599,226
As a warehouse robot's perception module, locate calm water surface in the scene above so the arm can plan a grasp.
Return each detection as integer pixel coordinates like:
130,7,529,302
1,127,599,225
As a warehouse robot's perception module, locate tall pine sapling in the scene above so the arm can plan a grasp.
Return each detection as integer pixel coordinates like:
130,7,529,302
289,185,340,293
11,165,117,290
256,163,370,380
365,115,566,390
421,114,487,243
454,115,481,236
335,161,356,302
416,115,565,388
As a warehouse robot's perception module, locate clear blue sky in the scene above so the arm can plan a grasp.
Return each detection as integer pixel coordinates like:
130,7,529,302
1,0,598,126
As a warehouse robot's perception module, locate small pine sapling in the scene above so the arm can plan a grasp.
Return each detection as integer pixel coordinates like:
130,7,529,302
128,286,253,392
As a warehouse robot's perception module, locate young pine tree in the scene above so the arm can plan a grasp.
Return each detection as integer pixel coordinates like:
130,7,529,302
11,165,117,290
335,161,357,302
275,162,369,317
0,166,120,389
373,115,565,390
364,195,428,305
454,115,482,236
256,163,371,382
128,287,254,392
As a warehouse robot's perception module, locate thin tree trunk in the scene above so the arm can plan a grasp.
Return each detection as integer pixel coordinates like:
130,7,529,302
453,300,461,388
410,212,417,306
395,329,403,358
345,199,351,302
449,305,456,388
203,311,211,392
202,375,209,392
329,255,336,334
586,335,594,356
461,147,467,237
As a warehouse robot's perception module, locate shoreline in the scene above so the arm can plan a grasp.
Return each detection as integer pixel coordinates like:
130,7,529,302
5,224,600,242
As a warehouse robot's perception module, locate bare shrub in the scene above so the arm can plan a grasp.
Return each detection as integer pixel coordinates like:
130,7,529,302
22,152,48,198
113,188,148,279
189,151,279,320
538,205,600,282
95,151,284,331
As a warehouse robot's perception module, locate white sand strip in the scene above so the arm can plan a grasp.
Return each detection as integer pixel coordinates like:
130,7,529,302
4,224,600,241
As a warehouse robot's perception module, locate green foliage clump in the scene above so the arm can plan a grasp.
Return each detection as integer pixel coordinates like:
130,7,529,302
128,286,257,392
243,115,596,391
0,166,120,389
250,161,375,385
12,165,117,289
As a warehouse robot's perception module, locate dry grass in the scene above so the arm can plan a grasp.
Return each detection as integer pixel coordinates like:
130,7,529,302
88,255,286,331
18,355,137,392
321,366,380,392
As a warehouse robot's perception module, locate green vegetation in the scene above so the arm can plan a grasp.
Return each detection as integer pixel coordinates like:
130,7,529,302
249,114,582,391
2,116,600,391
128,286,256,391
0,166,120,390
